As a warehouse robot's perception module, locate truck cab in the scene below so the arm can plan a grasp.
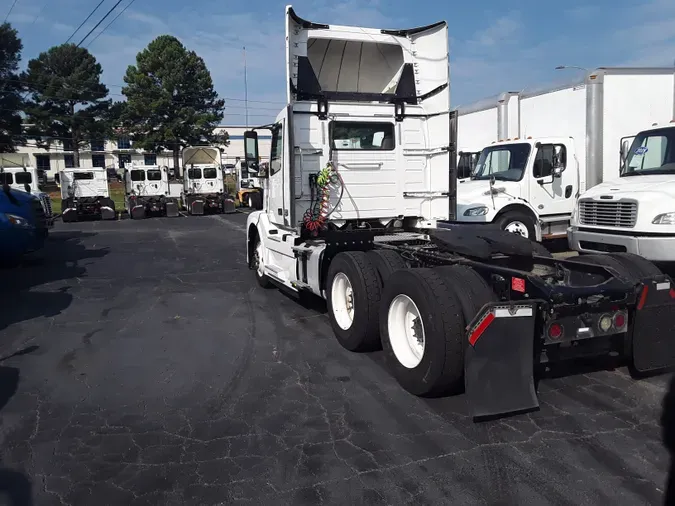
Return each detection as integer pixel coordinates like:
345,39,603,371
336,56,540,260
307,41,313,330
0,185,48,263
124,163,179,219
455,137,579,241
59,167,116,222
568,123,675,262
181,146,230,215
0,166,53,222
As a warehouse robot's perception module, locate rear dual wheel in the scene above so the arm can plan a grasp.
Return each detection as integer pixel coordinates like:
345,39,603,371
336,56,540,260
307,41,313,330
326,251,496,396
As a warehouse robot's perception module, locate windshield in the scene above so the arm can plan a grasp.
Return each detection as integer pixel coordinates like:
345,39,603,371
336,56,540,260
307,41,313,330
622,127,675,176
146,169,162,181
473,143,531,181
15,172,32,184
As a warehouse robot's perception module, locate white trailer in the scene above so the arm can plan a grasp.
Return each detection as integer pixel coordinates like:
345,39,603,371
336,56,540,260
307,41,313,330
124,163,180,219
452,68,675,241
59,167,116,222
181,146,234,215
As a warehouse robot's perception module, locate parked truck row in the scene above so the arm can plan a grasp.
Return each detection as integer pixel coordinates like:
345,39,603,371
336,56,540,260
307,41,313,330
452,68,675,264
242,6,675,422
54,145,239,222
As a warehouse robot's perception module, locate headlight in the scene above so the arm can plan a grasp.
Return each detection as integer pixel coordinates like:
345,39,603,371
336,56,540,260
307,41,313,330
464,206,488,216
3,213,32,228
652,212,675,225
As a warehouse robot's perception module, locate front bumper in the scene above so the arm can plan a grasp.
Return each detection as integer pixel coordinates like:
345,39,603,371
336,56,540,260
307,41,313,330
567,226,675,262
0,226,46,258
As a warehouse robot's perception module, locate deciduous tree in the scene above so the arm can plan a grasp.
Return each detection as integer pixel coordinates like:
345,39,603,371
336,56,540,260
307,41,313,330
121,35,226,174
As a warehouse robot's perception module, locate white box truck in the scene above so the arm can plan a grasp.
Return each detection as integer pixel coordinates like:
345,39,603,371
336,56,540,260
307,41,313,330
567,121,675,261
452,68,675,242
239,6,675,421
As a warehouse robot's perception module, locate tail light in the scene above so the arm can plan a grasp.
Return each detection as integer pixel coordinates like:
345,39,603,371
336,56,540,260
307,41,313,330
613,311,627,331
547,322,563,340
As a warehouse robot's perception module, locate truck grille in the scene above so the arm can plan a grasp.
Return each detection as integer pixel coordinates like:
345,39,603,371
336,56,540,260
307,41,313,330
32,198,47,229
38,193,53,218
578,199,637,228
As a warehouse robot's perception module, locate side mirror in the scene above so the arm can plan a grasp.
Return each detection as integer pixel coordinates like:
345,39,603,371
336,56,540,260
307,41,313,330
24,183,31,193
244,131,266,178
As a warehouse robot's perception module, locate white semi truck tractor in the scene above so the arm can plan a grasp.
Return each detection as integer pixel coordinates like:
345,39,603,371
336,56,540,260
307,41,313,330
241,6,675,422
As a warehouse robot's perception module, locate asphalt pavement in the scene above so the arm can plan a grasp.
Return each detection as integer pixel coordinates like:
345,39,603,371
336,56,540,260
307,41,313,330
0,213,670,505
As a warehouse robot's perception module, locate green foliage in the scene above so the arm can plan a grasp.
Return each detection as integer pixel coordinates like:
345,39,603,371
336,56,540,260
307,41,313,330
120,35,226,167
22,43,112,160
0,23,25,153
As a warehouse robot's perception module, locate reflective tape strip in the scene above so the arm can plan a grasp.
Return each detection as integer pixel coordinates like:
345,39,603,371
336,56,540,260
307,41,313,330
494,307,533,318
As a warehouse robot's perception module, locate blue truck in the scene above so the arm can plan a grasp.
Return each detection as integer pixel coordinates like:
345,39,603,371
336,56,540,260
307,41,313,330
0,185,48,264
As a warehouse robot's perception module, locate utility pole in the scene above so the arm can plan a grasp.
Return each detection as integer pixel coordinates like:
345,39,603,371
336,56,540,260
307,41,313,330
243,46,249,128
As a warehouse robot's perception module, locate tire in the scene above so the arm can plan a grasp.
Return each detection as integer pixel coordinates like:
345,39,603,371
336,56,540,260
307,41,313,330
380,268,466,396
366,250,408,286
252,192,263,210
436,265,497,326
251,235,272,289
495,210,536,240
531,241,553,258
326,251,382,352
246,194,253,208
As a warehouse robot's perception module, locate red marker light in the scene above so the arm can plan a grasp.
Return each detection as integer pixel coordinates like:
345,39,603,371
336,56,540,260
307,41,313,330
547,323,563,340
614,312,626,329
512,277,526,293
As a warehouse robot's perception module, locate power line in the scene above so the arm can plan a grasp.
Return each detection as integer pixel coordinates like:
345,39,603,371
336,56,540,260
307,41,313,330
29,0,48,25
77,0,125,47
4,0,19,22
65,0,106,44
86,0,136,48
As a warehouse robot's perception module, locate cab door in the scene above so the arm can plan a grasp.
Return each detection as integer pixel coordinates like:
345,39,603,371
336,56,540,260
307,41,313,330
266,112,286,227
528,140,577,216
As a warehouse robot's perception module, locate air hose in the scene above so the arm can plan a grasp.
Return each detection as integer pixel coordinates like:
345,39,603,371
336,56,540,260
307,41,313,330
303,162,343,234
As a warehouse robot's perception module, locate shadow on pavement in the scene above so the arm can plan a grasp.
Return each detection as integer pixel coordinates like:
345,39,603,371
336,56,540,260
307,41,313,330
0,364,33,505
0,230,109,332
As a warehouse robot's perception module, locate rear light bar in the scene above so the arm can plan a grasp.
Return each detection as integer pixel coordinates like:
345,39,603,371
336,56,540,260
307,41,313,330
545,309,628,342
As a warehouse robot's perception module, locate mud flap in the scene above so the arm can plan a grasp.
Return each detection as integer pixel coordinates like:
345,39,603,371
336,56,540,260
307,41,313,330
223,198,236,214
191,200,205,215
465,302,539,421
62,208,78,223
631,276,675,373
131,205,146,220
165,201,179,217
100,206,116,220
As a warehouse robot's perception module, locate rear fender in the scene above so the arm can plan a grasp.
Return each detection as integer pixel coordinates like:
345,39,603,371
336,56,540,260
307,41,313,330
464,301,540,421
